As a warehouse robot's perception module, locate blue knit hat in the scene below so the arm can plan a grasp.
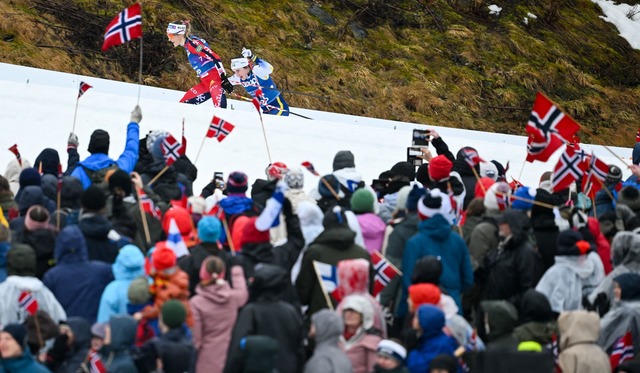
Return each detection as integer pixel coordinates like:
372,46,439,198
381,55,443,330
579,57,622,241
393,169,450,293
406,185,426,212
19,168,41,189
512,186,536,211
198,216,222,243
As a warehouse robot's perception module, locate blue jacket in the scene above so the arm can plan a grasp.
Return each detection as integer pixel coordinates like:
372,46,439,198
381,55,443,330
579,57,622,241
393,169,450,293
97,244,145,323
102,315,138,373
0,242,8,283
42,225,114,323
71,123,139,189
230,58,282,108
407,305,459,373
401,214,474,315
0,348,51,373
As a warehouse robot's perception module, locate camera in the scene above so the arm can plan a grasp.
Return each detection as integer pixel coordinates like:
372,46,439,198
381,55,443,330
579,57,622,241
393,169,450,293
407,147,423,167
412,129,431,147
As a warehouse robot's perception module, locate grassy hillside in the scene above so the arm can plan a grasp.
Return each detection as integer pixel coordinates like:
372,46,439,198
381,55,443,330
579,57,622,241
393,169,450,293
2,0,640,146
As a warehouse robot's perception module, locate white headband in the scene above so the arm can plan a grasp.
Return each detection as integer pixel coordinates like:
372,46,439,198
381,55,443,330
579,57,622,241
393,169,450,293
167,23,187,35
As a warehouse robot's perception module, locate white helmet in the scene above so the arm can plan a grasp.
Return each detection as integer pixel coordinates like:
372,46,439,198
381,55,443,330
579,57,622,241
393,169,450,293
230,58,250,71
166,22,187,35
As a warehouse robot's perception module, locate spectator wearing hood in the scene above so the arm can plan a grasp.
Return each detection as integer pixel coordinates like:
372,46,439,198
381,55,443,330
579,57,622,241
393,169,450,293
378,161,413,224
598,273,640,357
479,300,519,352
44,317,92,373
292,201,324,282
138,131,185,203
297,205,370,317
71,107,141,189
101,315,138,373
513,289,557,345
531,179,563,272
407,305,458,373
0,323,51,373
14,167,41,203
97,244,145,323
558,310,611,373
12,185,56,225
225,263,305,373
480,209,541,306
34,148,61,178
0,243,66,327
43,225,113,323
13,205,56,279
4,157,33,197
401,189,473,314
304,309,352,373
190,256,248,373
105,169,137,241
451,147,481,209
338,294,382,373
351,188,386,254
0,175,17,221
78,186,120,264
536,229,605,314
332,150,365,202
588,230,640,314
317,173,351,212
178,215,234,296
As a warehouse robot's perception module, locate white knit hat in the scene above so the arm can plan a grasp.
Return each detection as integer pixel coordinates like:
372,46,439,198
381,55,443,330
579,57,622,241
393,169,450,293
417,188,452,220
377,339,407,363
483,181,511,211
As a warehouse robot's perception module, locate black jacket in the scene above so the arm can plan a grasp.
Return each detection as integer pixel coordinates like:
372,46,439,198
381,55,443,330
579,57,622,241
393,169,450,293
140,159,182,202
481,210,542,306
224,264,305,373
178,242,234,296
451,148,480,210
78,213,120,264
136,328,196,373
13,224,56,279
530,189,560,272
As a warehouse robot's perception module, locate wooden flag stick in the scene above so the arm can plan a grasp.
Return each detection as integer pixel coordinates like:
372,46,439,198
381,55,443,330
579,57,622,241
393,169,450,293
146,166,169,186
221,218,236,255
135,187,151,245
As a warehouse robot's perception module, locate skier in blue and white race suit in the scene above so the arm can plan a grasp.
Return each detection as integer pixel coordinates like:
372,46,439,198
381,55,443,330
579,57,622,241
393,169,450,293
228,48,289,116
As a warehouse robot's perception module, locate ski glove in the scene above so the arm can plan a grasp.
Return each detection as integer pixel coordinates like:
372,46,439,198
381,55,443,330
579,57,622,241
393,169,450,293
242,47,255,60
67,132,79,149
220,73,234,94
131,105,142,123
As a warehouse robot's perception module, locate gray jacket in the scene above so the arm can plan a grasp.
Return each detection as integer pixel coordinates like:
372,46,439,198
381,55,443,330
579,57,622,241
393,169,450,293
304,310,353,373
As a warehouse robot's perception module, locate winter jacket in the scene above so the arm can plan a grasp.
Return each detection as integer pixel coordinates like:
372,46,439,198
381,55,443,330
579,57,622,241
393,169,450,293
558,310,611,373
588,217,612,274
355,213,386,254
0,348,51,373
461,215,482,247
78,212,120,264
101,315,138,373
71,122,139,189
512,289,557,345
54,317,91,373
0,242,8,282
140,267,192,327
225,264,305,373
107,196,138,241
4,157,32,196
178,242,234,296
0,275,66,326
481,210,541,305
401,214,473,314
190,266,249,373
531,188,561,271
380,213,419,317
536,252,605,313
137,327,196,373
304,310,352,373
451,149,479,210
13,224,56,279
97,245,145,323
42,225,113,323
339,295,382,373
13,186,56,217
467,211,500,271
481,301,519,352
140,160,183,202
296,226,370,317
407,305,458,373
292,201,324,282
599,301,640,355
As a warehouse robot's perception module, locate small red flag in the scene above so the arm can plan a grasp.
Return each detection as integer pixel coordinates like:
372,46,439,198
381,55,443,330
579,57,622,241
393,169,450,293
301,161,320,176
18,291,38,315
78,81,93,99
8,144,21,167
462,148,484,168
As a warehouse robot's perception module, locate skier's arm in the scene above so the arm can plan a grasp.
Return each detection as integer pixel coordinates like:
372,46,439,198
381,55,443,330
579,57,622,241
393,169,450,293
186,38,225,75
251,57,274,79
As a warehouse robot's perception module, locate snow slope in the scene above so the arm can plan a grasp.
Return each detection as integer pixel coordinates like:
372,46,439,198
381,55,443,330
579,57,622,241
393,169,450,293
593,0,640,49
0,63,633,195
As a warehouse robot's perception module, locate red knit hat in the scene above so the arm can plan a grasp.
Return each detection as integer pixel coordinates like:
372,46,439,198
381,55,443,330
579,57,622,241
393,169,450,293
428,155,453,182
152,243,177,272
240,217,270,247
475,177,496,198
408,283,442,307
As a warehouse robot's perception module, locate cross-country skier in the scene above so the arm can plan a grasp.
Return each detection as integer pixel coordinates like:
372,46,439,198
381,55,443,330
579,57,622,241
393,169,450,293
229,48,289,116
166,21,234,108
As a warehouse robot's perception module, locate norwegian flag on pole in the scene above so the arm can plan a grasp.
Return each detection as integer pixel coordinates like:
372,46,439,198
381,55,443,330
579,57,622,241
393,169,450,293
301,161,320,176
78,81,93,99
88,350,107,373
8,144,21,166
551,145,588,193
526,93,581,163
207,116,235,142
462,148,484,168
18,291,38,315
101,3,142,52
610,331,634,370
161,134,185,166
583,152,609,198
313,261,342,303
371,251,402,297
139,189,160,219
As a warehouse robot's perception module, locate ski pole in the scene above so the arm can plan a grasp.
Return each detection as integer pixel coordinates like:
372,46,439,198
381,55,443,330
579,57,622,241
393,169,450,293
229,92,313,120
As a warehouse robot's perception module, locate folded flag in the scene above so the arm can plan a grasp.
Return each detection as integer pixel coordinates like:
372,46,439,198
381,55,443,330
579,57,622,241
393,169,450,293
207,116,235,142
18,291,38,315
102,3,142,51
372,251,402,297
462,148,484,168
301,161,320,176
583,152,609,198
139,189,160,219
610,331,634,370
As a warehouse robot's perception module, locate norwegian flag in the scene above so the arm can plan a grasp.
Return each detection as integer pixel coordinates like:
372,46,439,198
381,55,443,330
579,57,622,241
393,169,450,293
583,152,609,198
301,161,320,176
160,134,185,166
78,81,93,99
610,331,634,370
139,189,160,219
526,93,581,163
8,144,21,167
88,350,106,373
371,251,402,297
18,291,38,315
313,261,342,303
207,116,235,142
101,3,142,52
551,145,588,193
462,148,484,168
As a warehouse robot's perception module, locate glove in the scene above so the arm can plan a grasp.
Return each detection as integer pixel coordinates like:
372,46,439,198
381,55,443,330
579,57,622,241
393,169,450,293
220,73,234,94
241,47,254,60
67,132,79,150
130,105,142,123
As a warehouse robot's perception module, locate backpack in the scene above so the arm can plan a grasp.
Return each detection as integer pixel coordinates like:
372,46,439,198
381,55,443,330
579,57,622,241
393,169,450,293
81,163,119,190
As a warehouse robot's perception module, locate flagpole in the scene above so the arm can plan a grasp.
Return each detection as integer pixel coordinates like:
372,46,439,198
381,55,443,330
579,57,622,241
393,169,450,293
221,218,236,255
135,186,151,245
72,96,80,134
146,166,169,186
312,261,334,311
137,36,143,105
517,161,526,183
194,135,207,165
34,313,43,350
470,165,487,195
